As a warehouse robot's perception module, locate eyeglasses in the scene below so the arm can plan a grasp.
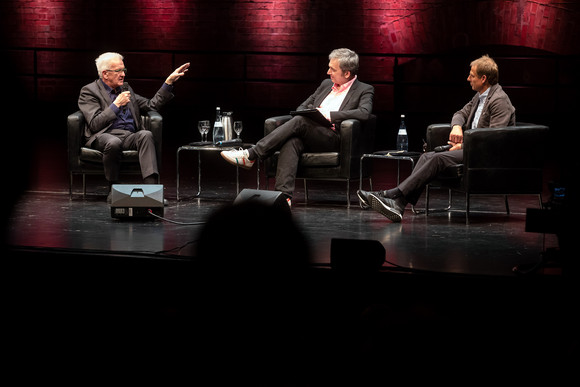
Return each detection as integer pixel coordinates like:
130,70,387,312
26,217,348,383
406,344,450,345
106,68,128,74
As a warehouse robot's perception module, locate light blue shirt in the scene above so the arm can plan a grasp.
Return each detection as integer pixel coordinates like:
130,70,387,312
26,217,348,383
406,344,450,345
472,88,490,129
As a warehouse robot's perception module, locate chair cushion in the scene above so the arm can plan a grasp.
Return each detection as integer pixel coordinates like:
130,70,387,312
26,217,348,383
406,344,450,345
80,147,139,164
300,152,340,167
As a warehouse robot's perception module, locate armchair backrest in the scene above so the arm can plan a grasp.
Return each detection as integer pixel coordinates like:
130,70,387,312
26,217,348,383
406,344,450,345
463,124,549,170
463,123,549,193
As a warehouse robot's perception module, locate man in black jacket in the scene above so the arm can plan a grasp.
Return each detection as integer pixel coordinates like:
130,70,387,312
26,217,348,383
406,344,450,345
78,52,189,201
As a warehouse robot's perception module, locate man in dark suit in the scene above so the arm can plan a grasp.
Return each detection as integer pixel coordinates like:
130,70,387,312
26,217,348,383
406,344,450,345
358,55,516,222
78,52,189,201
220,48,374,205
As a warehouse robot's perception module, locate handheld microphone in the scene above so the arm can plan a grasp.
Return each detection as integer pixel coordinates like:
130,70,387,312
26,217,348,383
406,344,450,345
434,144,452,152
121,83,129,113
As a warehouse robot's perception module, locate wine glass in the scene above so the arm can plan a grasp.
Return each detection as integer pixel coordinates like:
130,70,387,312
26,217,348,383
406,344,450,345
234,121,243,140
197,121,204,142
198,120,210,142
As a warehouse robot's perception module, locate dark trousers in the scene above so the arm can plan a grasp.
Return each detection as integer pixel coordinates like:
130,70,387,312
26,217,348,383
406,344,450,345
398,149,463,205
253,115,340,198
92,129,158,183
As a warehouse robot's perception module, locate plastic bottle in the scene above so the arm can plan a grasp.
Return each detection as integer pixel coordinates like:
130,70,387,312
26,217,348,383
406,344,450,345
213,107,225,144
396,114,408,151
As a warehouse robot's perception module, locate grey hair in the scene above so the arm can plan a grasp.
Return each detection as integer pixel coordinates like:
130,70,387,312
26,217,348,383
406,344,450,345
329,48,359,75
95,52,124,78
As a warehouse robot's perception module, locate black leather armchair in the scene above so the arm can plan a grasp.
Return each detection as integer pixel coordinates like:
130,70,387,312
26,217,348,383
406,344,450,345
67,110,163,198
424,122,549,224
263,114,376,207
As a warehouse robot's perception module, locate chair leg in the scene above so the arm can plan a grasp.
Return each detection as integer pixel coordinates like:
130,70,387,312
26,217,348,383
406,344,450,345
538,193,543,209
465,192,470,225
69,173,73,199
82,174,87,197
504,195,510,215
446,189,452,211
346,179,350,208
303,180,308,204
425,185,430,215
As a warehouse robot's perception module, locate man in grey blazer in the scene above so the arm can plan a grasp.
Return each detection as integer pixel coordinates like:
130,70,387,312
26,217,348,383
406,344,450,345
358,55,516,222
220,48,374,205
78,52,189,201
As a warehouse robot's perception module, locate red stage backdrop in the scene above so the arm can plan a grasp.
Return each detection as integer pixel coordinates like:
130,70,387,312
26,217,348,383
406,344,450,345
0,0,578,191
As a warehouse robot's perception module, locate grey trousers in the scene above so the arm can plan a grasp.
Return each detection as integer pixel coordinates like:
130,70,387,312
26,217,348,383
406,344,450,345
91,129,158,183
398,149,463,205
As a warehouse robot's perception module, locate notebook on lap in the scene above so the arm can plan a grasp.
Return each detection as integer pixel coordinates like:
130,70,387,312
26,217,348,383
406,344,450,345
290,109,332,127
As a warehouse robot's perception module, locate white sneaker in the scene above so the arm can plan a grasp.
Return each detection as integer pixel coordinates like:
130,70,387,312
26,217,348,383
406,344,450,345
220,148,255,170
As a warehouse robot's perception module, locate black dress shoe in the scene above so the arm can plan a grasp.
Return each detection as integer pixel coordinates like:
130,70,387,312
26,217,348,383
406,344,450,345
358,188,404,210
382,187,403,200
368,193,405,222
357,190,373,209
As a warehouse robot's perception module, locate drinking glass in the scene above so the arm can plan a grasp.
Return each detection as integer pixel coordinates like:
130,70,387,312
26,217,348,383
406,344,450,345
198,120,210,142
234,121,243,139
197,121,204,141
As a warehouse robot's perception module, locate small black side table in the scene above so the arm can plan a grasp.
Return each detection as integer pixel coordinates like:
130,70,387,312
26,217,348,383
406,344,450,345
359,150,422,191
176,142,259,200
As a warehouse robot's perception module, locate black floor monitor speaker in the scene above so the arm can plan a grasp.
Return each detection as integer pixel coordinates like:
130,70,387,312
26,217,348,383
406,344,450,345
110,184,164,219
330,238,386,272
233,189,289,213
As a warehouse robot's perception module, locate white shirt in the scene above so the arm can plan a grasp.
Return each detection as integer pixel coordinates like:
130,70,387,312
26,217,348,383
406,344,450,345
318,75,357,120
472,88,489,129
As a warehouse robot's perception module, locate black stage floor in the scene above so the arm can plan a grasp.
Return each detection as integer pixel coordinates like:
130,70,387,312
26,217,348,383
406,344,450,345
6,180,556,275
4,179,578,382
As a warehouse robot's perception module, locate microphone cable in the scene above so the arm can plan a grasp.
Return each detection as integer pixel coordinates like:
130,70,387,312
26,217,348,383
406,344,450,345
147,209,206,226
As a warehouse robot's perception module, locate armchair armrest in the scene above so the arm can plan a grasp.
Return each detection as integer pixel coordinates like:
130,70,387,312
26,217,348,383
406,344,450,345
143,110,163,171
338,119,359,158
67,110,85,169
426,124,452,151
338,116,376,177
143,111,163,143
264,115,293,136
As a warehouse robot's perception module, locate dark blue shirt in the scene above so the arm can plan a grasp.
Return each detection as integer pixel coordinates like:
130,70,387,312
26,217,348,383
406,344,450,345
102,80,136,132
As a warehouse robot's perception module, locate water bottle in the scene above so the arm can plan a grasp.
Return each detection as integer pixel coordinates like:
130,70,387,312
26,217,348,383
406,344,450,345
396,114,408,151
213,107,225,144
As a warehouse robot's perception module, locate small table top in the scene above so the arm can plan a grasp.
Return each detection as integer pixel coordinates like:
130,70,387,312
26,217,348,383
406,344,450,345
178,141,254,151
361,150,422,162
370,150,422,158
